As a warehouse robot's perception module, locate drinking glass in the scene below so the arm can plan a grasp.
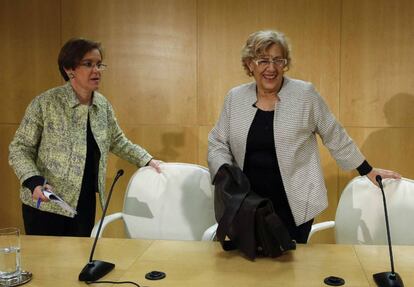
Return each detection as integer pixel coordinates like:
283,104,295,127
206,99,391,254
0,228,21,281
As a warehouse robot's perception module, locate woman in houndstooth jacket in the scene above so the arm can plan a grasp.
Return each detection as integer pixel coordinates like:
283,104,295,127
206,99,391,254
208,30,400,243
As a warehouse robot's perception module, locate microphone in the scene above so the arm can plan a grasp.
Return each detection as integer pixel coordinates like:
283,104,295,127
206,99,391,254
373,175,404,287
78,169,124,282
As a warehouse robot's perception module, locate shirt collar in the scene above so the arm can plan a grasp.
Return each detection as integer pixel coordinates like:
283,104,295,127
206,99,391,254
247,76,290,105
63,82,104,109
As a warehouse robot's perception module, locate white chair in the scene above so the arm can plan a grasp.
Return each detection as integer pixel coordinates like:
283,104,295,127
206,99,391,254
91,163,217,241
308,176,414,244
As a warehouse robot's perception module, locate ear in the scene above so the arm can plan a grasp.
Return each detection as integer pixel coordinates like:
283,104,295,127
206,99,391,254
64,68,75,79
247,60,255,75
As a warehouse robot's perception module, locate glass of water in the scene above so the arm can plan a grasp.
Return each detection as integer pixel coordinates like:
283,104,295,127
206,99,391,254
0,227,21,281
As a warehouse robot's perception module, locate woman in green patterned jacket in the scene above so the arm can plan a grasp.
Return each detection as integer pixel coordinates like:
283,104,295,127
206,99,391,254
9,38,162,236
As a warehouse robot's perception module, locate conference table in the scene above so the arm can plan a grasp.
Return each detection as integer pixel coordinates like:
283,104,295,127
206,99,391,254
19,236,413,286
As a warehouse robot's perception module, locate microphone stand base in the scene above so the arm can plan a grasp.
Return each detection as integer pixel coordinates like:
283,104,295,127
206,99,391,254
78,260,115,282
373,272,404,287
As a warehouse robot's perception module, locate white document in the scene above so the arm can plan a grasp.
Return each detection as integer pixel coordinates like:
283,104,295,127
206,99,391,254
43,190,77,215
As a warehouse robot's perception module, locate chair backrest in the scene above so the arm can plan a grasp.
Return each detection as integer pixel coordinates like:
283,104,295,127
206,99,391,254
335,176,414,245
121,162,215,240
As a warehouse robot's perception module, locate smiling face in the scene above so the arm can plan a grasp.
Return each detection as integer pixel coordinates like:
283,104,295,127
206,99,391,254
65,48,103,96
247,44,286,95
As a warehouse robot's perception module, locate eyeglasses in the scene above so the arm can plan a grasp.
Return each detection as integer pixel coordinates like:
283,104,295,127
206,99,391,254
79,61,108,71
254,58,287,69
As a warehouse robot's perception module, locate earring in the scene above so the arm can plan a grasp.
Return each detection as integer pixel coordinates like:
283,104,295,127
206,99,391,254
69,73,75,79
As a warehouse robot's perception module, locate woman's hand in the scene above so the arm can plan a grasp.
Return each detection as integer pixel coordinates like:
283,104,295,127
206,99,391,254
366,168,401,186
32,184,53,202
148,159,163,173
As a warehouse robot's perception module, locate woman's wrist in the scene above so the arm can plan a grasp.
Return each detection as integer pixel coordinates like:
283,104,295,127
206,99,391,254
23,175,45,194
356,160,373,176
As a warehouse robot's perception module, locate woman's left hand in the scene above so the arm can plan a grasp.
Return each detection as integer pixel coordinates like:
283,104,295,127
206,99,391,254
148,159,163,173
366,168,402,186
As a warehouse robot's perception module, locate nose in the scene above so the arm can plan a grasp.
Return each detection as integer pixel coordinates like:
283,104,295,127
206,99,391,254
266,61,277,70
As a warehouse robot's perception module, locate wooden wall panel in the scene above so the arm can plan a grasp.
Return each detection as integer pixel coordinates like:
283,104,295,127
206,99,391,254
61,0,197,126
341,0,414,127
0,0,60,232
0,0,61,124
0,126,24,230
340,127,414,182
340,1,414,235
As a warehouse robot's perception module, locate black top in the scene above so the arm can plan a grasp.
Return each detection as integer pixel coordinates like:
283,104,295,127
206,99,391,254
243,108,296,228
82,114,101,196
76,115,101,213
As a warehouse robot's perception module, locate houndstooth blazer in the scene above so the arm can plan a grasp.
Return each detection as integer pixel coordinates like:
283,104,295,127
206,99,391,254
208,77,365,226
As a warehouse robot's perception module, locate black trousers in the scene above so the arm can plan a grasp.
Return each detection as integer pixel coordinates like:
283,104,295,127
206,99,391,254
285,218,314,243
22,205,94,237
22,187,96,237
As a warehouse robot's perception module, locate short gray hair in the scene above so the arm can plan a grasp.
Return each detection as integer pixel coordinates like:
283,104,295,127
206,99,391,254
241,30,291,76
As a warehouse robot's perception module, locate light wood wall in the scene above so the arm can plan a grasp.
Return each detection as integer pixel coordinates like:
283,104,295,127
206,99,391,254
1,0,413,243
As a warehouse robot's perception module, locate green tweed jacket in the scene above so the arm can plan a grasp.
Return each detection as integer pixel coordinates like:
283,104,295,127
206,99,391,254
9,82,152,217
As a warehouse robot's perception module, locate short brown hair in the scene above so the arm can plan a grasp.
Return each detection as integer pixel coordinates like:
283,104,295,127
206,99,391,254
241,30,291,76
58,38,103,81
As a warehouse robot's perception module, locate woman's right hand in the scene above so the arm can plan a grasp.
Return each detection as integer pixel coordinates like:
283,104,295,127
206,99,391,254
32,184,53,202
148,159,163,173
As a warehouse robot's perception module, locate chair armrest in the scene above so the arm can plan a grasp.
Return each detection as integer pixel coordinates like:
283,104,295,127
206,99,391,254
307,221,335,242
202,223,218,241
90,212,124,238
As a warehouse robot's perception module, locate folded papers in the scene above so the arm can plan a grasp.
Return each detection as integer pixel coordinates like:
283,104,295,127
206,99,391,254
43,190,77,215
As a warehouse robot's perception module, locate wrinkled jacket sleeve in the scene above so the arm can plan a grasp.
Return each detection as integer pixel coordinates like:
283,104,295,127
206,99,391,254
208,93,235,180
107,103,152,167
9,97,43,184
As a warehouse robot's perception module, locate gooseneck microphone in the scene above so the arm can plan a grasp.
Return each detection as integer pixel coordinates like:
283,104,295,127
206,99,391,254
373,175,404,287
79,169,124,282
